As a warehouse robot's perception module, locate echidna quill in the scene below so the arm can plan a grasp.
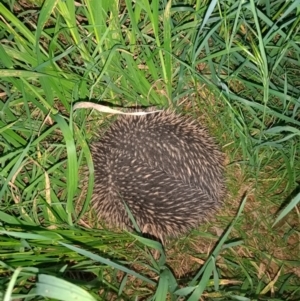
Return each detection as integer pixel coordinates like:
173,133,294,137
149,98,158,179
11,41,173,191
90,109,225,241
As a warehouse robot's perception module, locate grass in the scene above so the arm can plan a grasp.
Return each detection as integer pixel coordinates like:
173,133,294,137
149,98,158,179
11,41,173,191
0,0,300,300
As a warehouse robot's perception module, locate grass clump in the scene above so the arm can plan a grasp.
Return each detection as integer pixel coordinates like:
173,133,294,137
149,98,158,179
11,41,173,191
0,0,299,300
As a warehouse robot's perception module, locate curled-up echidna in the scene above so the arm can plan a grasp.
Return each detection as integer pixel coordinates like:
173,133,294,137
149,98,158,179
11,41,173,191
90,109,225,241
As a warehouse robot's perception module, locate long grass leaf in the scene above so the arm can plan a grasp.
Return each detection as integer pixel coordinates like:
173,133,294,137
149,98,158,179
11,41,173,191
53,115,77,223
35,274,96,301
273,192,300,226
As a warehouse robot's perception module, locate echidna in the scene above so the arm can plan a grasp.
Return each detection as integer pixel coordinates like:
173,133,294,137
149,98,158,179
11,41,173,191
91,109,225,241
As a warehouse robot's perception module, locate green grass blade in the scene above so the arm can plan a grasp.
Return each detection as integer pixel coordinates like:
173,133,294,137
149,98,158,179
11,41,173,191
58,241,156,286
53,114,78,223
35,274,97,301
273,191,300,226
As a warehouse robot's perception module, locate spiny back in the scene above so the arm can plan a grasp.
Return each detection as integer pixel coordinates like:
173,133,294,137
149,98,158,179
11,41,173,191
91,110,225,240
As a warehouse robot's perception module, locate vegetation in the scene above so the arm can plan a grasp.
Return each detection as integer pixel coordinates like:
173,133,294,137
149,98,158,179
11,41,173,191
0,0,299,300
